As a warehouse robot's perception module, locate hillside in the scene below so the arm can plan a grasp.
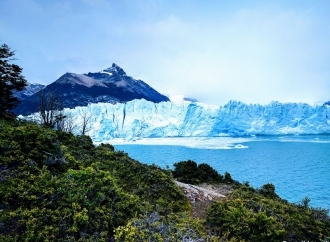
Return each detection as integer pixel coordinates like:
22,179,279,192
0,119,329,241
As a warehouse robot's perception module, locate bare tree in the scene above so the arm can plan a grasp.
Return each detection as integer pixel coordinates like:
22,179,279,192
79,109,93,135
62,112,78,133
38,90,64,128
38,91,93,134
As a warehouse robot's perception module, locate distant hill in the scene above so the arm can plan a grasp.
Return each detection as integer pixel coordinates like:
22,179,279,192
14,63,169,115
13,82,45,101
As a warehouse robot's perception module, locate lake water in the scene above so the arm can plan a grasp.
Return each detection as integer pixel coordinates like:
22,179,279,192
112,135,330,211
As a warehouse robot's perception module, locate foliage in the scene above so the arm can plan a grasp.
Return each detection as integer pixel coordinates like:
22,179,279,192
115,211,219,242
206,185,330,241
1,118,329,241
0,119,190,241
259,183,279,199
173,160,229,184
206,198,286,241
0,44,27,116
172,160,199,183
0,166,141,241
92,146,191,214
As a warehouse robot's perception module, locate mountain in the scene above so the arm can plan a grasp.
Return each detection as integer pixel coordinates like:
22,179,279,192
14,63,169,115
13,82,45,101
22,99,330,141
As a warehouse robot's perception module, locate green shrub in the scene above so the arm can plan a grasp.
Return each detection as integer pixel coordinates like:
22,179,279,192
259,183,278,199
173,160,199,183
0,119,190,240
92,154,191,213
197,163,223,183
206,186,330,241
0,164,142,241
206,199,286,241
173,160,228,184
115,211,219,242
2,119,329,241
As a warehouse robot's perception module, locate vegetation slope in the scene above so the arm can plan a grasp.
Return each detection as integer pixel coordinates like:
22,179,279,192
0,119,329,241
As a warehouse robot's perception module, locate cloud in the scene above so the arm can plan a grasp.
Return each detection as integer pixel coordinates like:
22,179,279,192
1,0,329,105
125,6,330,105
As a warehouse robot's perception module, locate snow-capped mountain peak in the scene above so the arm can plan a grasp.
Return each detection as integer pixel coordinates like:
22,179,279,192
14,64,169,115
102,63,126,76
54,73,108,88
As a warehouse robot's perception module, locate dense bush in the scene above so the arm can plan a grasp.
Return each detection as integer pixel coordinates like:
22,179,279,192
206,185,330,241
115,211,219,241
1,119,329,241
259,183,279,199
206,198,286,241
0,166,141,241
173,160,229,184
172,160,199,183
92,147,191,214
0,119,190,240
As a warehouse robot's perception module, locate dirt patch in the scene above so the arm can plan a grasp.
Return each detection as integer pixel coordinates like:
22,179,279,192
175,181,233,219
198,183,233,196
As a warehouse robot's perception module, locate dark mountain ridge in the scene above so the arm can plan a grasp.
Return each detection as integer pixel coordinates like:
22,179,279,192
14,63,169,115
13,82,45,101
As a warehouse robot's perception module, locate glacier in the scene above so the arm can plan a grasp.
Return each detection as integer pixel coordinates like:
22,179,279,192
21,99,330,142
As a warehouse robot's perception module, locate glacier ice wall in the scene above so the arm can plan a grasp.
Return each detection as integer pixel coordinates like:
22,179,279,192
22,99,330,141
73,99,220,142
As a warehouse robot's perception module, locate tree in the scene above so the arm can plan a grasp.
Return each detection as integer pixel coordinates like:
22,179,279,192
38,90,64,128
259,183,277,198
79,109,92,135
0,44,27,116
223,172,234,184
198,163,223,183
61,112,78,133
172,160,199,184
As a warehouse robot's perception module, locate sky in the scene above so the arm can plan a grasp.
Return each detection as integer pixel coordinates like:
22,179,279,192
1,0,330,106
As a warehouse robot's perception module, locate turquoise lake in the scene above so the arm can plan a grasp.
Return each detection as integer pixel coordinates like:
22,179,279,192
113,135,330,211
